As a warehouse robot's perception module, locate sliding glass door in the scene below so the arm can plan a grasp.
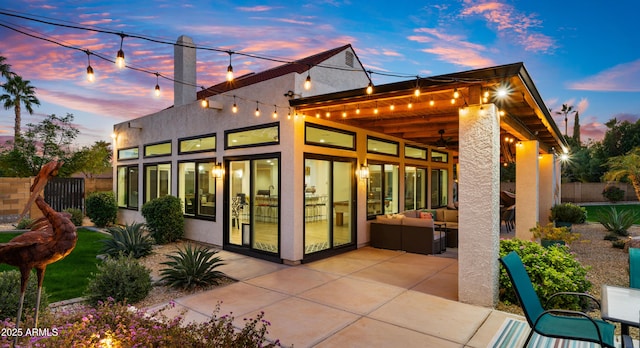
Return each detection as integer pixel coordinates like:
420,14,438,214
304,155,355,257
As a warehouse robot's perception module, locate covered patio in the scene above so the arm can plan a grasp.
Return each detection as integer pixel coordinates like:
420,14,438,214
290,62,569,306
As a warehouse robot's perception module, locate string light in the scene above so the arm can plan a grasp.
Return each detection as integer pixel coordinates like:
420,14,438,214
408,98,413,109
390,103,395,111
304,69,311,90
232,95,238,113
356,105,360,114
226,51,234,82
342,106,347,118
366,81,373,94
116,33,126,69
483,88,489,103
414,77,420,97
255,101,260,117
272,105,278,119
373,101,378,114
85,50,94,82
429,97,435,106
154,72,160,97
453,88,460,99
325,110,330,118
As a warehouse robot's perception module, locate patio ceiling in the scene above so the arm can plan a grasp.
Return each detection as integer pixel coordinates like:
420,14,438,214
290,62,568,160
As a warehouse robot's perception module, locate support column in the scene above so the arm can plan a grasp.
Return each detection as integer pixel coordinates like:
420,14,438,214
458,104,500,307
515,140,539,240
538,154,555,223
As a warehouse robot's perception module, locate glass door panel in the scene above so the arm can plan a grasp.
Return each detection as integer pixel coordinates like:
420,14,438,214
333,161,352,247
228,160,249,246
252,158,279,253
304,159,330,253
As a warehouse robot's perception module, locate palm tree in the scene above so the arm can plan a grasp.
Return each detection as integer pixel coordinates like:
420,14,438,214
0,74,40,140
604,147,640,200
555,104,576,137
0,55,11,79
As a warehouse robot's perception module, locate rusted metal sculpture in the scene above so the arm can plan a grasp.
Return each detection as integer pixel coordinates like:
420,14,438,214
0,161,77,337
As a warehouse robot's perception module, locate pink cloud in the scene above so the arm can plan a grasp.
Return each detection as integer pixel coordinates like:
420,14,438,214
409,28,494,68
460,0,555,53
236,6,274,12
568,60,640,92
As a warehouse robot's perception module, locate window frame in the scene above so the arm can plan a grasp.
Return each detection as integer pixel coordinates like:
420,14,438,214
117,164,139,210
143,162,172,204
178,158,218,220
178,133,216,154
367,136,399,156
225,122,280,149
304,122,356,150
366,161,400,219
143,140,172,158
404,145,428,160
117,146,139,160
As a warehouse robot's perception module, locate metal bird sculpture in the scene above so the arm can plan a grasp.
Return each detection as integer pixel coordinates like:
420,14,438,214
0,161,78,341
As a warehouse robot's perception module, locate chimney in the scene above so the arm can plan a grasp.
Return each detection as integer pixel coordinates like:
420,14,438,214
174,35,196,107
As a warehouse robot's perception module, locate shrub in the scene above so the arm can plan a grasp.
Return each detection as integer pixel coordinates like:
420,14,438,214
530,222,580,244
612,240,626,249
23,300,281,347
549,203,587,224
160,243,227,290
15,217,33,229
602,185,625,203
597,206,638,237
101,222,154,259
85,191,118,227
0,270,48,320
84,255,152,306
141,195,184,244
63,207,84,226
499,238,591,310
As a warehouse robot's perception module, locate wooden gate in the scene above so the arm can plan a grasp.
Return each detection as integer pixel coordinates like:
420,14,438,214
44,177,85,212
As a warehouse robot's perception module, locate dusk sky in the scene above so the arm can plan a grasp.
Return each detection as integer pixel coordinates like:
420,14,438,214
0,1,638,147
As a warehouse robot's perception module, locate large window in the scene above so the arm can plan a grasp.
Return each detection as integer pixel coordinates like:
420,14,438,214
118,147,139,160
431,150,448,163
367,137,398,156
179,134,216,154
144,141,172,157
225,123,279,149
179,160,217,219
405,145,427,160
431,168,449,208
305,123,355,150
367,163,399,218
144,163,171,203
405,166,427,210
117,165,139,209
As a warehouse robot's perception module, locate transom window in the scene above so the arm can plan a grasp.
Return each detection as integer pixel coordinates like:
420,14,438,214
431,150,448,163
305,123,355,150
179,134,216,154
367,137,398,156
405,145,427,160
144,141,171,157
226,123,279,149
118,147,139,160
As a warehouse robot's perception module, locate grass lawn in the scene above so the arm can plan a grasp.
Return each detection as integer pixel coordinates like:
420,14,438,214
581,204,640,224
0,228,108,302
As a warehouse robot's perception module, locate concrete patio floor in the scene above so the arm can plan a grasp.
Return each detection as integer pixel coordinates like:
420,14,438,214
149,246,526,347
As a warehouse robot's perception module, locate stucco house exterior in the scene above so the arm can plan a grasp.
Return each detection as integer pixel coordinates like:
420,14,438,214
113,35,567,307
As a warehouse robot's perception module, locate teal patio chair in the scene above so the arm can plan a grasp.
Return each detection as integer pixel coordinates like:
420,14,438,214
630,248,639,289
499,251,616,348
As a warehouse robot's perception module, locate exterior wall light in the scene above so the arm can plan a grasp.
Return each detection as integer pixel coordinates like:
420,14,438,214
212,162,224,178
358,164,370,180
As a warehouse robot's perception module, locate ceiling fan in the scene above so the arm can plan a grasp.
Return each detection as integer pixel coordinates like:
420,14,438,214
434,129,452,149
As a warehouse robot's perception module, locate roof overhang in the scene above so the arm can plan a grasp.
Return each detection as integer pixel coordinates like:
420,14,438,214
290,62,568,158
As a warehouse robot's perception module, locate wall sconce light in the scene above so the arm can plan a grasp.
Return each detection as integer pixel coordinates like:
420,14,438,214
358,164,370,180
212,162,224,178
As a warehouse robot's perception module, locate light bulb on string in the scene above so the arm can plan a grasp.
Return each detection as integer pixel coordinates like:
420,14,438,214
373,101,378,114
366,81,373,95
272,105,278,119
304,70,311,90
232,95,238,113
430,96,435,106
255,102,260,117
356,105,360,114
414,76,420,97
85,50,94,82
453,88,460,99
116,33,126,69
408,98,413,109
226,51,234,82
342,106,347,118
154,73,160,97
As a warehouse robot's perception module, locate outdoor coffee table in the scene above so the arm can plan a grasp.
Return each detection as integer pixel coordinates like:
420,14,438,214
601,284,640,346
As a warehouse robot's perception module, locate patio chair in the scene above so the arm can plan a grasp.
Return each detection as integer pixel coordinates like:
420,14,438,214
499,251,616,348
631,247,640,289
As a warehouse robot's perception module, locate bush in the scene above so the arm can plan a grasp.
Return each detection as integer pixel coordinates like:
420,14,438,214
597,206,638,237
21,300,281,347
15,217,33,229
0,270,49,320
160,243,227,290
63,207,84,226
530,222,580,244
84,255,151,306
549,203,587,224
499,238,591,310
602,185,625,203
85,191,118,227
101,222,154,259
141,195,184,244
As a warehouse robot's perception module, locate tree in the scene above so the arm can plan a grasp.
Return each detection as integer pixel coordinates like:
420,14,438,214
0,113,79,177
603,147,640,200
0,55,11,79
0,74,40,140
71,140,112,178
555,104,576,138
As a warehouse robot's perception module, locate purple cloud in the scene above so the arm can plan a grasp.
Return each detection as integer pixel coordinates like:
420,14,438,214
568,60,640,92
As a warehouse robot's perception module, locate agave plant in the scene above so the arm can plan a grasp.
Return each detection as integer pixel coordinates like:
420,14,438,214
101,222,154,258
597,207,639,237
159,243,227,290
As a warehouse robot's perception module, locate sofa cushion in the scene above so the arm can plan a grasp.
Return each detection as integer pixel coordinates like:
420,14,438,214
375,215,403,225
402,217,434,228
400,210,420,218
443,209,458,223
435,208,446,222
419,211,433,219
